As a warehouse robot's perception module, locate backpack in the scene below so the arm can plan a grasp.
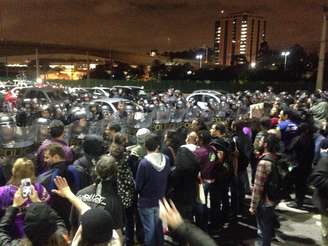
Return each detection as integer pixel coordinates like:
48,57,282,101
260,154,288,204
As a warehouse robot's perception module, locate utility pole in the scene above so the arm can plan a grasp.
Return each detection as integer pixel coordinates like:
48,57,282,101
35,48,39,81
316,6,328,90
86,51,90,80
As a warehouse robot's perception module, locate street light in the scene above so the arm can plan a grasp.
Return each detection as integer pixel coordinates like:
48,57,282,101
196,54,203,69
281,51,290,70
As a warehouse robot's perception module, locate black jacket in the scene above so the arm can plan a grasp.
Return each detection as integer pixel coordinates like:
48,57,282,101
168,146,200,206
72,155,96,190
37,161,74,230
0,206,67,246
174,222,217,246
309,156,328,213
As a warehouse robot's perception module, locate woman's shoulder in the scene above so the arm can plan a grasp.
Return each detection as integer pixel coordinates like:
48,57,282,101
0,184,17,195
0,185,17,208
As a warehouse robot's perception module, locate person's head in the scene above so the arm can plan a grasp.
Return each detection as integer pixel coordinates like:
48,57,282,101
136,128,151,145
104,124,121,141
44,144,65,166
145,134,161,153
113,133,128,147
279,109,293,121
260,117,272,130
164,130,180,151
197,130,211,146
260,133,280,154
117,101,125,113
23,203,68,246
9,158,36,186
49,120,65,139
80,208,114,245
185,131,198,145
191,119,207,132
83,135,105,158
109,142,125,160
95,155,118,180
270,105,279,117
210,123,226,138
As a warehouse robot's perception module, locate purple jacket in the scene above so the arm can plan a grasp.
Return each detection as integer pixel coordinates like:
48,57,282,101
0,183,50,238
193,145,218,180
36,138,74,174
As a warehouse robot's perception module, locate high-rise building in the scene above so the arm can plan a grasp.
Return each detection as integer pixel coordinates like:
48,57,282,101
214,11,266,66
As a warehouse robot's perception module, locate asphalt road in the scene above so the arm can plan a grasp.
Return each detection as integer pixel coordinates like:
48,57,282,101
210,196,323,246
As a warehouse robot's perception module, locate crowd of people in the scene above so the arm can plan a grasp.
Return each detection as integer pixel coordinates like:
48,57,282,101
1,86,328,246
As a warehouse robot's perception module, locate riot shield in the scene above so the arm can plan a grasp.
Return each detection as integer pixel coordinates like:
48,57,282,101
34,118,51,146
133,112,153,129
152,107,170,132
0,123,16,148
69,118,88,146
167,107,185,130
88,119,105,136
0,125,35,158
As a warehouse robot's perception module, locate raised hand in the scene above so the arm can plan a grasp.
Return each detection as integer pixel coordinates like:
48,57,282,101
51,176,72,198
159,198,183,230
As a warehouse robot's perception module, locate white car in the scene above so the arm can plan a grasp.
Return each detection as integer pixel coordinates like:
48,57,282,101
87,87,112,98
186,90,224,110
92,98,142,113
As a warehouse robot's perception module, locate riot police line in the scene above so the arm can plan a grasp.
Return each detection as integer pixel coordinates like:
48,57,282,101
2,86,318,161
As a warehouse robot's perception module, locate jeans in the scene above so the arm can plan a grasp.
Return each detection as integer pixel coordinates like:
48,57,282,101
138,207,164,246
256,203,276,246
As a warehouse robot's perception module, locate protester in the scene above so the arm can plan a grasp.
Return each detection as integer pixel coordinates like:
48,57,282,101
52,176,121,246
136,133,171,246
70,155,124,242
0,189,68,246
71,134,106,191
0,158,50,238
250,133,280,246
36,119,73,175
37,144,75,229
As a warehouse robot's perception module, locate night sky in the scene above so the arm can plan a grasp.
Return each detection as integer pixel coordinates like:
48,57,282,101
0,0,325,53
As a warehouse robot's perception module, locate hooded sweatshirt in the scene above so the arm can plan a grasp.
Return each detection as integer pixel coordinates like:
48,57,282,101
136,152,170,208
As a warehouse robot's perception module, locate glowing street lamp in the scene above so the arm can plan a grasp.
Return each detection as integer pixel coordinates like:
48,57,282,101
196,54,203,69
281,51,290,70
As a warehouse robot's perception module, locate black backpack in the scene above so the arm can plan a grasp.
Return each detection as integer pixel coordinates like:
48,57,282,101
261,154,285,204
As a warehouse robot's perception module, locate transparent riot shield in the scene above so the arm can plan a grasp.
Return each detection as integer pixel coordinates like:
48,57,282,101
88,119,105,136
182,106,200,130
34,118,50,146
0,124,16,148
200,109,214,127
152,107,170,132
133,112,153,129
109,113,128,134
69,118,88,146
0,125,35,157
172,107,186,123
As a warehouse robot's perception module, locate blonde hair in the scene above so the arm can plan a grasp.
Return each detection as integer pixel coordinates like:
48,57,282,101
8,158,36,186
